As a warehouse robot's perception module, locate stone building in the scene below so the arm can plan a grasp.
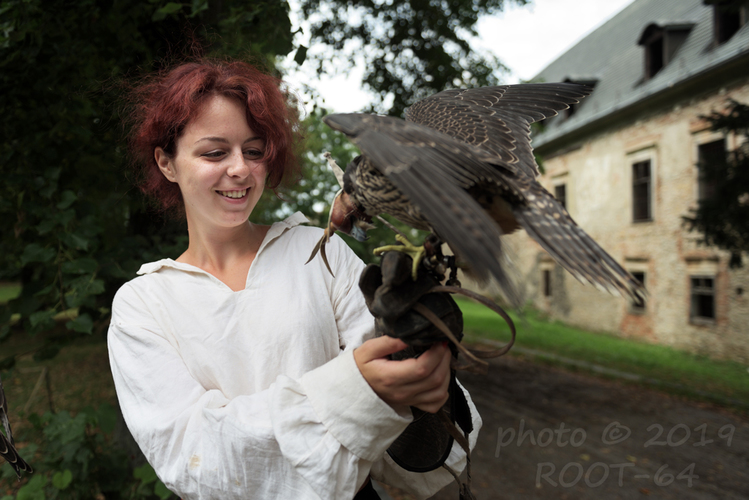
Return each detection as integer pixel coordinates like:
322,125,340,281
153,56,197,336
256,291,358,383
507,0,749,362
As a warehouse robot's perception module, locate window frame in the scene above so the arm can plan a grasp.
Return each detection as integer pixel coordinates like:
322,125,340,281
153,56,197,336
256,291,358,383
711,1,748,45
689,275,717,324
632,159,653,223
542,269,552,297
696,138,725,201
627,147,657,224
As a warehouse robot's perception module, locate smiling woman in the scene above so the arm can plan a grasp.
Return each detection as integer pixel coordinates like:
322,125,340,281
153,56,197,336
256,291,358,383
154,96,269,240
109,58,479,500
127,61,300,214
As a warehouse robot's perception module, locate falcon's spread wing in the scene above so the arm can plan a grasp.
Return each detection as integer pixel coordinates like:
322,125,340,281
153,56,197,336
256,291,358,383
405,84,591,178
320,83,645,304
324,112,642,301
326,113,521,297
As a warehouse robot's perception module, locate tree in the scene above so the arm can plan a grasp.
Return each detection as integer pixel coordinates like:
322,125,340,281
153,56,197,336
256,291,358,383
0,0,527,366
683,99,749,267
299,0,528,116
0,0,297,365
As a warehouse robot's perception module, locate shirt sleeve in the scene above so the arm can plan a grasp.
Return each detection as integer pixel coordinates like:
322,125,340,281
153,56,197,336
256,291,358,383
108,280,412,500
322,236,484,499
369,380,483,499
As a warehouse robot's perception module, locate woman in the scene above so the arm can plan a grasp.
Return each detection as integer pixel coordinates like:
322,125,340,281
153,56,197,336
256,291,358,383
108,59,480,500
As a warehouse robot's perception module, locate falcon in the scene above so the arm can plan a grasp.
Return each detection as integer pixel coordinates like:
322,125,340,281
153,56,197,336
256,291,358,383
0,374,33,480
309,83,645,304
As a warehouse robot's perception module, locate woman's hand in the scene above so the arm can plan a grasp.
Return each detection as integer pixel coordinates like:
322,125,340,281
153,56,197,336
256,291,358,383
354,336,451,414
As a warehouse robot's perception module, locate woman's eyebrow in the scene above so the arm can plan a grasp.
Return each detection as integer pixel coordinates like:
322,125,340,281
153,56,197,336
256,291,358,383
195,136,263,145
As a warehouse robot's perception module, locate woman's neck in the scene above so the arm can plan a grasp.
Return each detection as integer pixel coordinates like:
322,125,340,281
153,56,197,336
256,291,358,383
178,220,270,290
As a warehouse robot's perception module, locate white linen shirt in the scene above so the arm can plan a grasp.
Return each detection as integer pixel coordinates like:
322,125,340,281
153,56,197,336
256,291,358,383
108,212,480,500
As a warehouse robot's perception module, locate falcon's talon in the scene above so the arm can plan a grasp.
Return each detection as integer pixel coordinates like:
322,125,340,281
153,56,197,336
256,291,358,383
374,235,427,280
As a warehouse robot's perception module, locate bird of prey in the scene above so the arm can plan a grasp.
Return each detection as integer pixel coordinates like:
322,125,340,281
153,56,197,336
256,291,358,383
309,83,645,304
0,374,33,480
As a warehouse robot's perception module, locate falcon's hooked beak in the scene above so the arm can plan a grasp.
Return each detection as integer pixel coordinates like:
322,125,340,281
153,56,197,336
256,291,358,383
306,189,374,277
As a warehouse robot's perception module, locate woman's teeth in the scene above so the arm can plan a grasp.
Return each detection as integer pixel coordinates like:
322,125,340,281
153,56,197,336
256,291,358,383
218,189,247,199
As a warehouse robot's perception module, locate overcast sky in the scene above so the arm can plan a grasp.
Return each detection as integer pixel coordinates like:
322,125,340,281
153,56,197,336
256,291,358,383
284,0,636,113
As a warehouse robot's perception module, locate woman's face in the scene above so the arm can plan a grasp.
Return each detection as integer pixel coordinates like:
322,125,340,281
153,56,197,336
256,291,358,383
155,95,267,232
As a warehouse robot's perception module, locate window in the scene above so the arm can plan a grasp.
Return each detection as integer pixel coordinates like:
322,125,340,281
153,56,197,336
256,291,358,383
630,272,646,312
632,160,652,222
646,34,664,78
543,269,552,297
697,139,725,201
690,276,716,322
709,0,748,44
637,24,693,81
554,184,567,210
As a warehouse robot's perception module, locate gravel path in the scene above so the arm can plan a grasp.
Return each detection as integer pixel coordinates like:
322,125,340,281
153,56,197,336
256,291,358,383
385,354,749,500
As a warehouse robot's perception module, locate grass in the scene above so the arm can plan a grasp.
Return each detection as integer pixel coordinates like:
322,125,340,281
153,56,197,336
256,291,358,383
457,296,749,408
1,330,117,432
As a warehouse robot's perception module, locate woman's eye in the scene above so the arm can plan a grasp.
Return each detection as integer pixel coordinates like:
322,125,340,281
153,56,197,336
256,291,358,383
244,150,264,158
202,151,226,159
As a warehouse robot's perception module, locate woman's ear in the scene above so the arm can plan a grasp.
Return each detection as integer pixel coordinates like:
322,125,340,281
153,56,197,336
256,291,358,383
155,147,177,183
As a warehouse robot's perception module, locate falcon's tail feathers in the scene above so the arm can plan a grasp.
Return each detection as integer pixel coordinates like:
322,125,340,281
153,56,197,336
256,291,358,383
0,432,33,480
0,374,33,480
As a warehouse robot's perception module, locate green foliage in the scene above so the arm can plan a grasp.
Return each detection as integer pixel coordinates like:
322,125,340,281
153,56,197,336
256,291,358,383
0,0,296,363
5,404,175,499
683,99,749,267
300,0,527,115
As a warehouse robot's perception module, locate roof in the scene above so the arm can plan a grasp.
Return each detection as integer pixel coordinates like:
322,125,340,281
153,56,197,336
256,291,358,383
531,0,749,150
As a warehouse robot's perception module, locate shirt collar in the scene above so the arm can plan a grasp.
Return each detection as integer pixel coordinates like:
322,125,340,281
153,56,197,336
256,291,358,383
136,212,310,276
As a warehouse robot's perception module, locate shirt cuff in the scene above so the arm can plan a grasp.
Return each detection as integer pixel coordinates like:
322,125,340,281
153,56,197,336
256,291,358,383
301,350,412,462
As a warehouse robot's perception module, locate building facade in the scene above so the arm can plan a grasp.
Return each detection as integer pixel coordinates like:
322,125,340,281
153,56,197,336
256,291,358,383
508,0,749,362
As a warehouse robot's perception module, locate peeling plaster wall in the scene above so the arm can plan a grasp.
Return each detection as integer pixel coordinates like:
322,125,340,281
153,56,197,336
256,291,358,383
507,80,749,363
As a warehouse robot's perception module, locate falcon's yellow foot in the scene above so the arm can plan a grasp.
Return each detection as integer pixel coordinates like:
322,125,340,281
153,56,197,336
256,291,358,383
373,234,426,280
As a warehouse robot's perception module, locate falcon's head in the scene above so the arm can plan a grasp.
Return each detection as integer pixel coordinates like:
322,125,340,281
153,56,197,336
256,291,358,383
305,188,374,277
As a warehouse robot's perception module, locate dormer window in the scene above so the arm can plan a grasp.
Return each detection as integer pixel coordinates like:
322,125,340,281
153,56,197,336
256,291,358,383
704,0,749,44
637,23,694,81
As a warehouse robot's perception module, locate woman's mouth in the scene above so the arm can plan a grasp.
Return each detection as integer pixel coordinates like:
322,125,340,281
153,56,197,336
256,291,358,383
217,189,248,199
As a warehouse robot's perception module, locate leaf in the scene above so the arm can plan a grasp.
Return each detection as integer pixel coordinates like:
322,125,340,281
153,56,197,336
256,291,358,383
16,474,46,500
190,0,209,17
29,310,55,329
20,243,56,265
56,190,77,209
60,232,89,251
152,2,184,21
52,469,73,490
36,208,75,235
36,218,57,235
294,45,308,66
66,313,93,333
61,258,98,275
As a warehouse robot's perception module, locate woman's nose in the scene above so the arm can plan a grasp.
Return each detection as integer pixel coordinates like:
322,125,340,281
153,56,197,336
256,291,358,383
226,150,250,178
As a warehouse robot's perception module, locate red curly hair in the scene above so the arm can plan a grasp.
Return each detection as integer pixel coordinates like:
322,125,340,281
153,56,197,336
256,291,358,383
127,59,300,212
